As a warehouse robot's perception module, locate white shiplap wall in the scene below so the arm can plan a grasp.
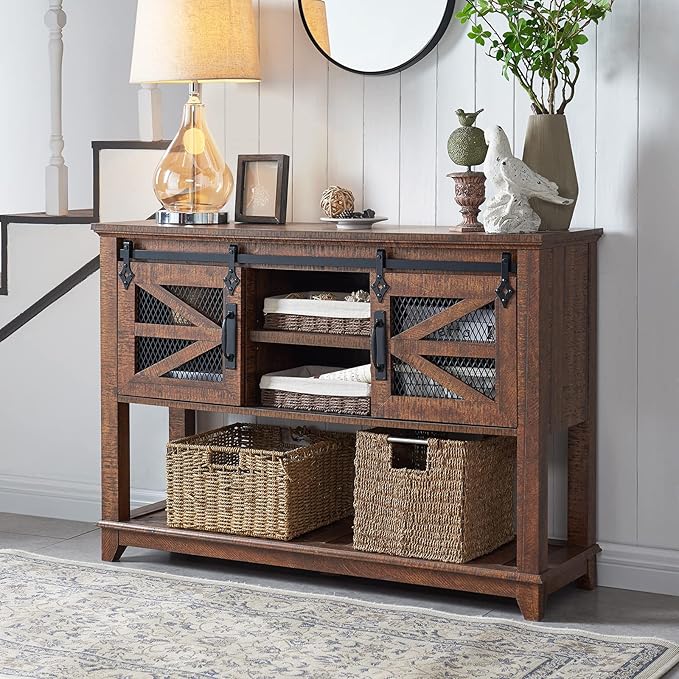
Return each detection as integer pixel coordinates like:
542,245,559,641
200,0,679,593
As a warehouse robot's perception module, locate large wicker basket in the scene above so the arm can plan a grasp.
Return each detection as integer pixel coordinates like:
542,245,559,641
353,431,515,563
167,423,355,540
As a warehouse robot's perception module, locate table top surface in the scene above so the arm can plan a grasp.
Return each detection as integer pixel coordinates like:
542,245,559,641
93,220,603,246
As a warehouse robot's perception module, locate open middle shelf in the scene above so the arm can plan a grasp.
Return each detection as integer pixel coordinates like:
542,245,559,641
250,330,370,350
100,507,600,598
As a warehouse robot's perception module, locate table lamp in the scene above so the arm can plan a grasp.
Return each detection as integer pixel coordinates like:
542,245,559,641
130,0,261,225
301,0,330,55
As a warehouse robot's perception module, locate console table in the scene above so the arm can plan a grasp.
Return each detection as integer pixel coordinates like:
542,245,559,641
94,221,602,621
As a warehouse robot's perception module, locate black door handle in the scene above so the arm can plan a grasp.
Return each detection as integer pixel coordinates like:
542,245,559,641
371,311,387,381
222,303,237,370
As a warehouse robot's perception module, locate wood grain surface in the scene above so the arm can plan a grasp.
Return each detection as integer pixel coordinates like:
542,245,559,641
95,223,602,621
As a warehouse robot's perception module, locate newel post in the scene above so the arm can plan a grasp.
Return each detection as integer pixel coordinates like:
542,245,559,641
138,84,163,142
45,0,68,216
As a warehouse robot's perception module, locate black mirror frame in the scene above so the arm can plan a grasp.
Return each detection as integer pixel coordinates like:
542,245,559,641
298,0,457,76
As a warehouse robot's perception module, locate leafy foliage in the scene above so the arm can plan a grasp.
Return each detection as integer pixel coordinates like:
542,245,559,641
457,0,614,114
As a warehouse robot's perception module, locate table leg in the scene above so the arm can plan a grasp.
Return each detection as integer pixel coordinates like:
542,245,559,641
515,249,550,580
101,526,126,562
516,583,546,622
169,408,196,440
516,422,549,578
568,242,598,589
100,398,129,561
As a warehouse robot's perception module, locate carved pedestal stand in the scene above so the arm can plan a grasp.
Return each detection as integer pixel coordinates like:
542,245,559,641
448,171,486,233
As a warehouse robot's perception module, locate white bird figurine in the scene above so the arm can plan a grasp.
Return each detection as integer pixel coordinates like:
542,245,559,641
483,125,573,233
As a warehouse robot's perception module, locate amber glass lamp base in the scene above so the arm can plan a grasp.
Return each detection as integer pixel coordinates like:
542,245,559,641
154,85,233,223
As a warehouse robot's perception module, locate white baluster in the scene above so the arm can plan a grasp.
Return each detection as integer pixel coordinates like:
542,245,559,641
138,83,163,142
45,0,68,216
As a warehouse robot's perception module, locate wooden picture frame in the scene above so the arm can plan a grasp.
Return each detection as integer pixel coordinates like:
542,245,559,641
235,154,290,224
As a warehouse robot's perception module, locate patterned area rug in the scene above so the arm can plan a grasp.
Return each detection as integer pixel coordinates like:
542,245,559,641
0,550,677,678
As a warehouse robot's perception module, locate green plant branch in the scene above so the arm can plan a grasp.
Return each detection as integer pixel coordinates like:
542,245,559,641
465,0,547,113
457,0,614,114
557,59,581,114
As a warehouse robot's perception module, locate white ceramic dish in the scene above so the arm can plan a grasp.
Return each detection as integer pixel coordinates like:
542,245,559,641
320,216,388,230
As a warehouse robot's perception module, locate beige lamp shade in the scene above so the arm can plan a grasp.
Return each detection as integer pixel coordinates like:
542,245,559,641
302,0,330,55
130,0,261,83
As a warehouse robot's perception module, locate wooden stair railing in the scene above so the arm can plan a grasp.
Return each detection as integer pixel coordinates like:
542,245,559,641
0,210,94,297
0,255,99,343
0,140,168,341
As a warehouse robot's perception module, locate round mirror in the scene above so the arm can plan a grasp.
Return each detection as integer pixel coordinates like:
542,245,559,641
299,0,456,76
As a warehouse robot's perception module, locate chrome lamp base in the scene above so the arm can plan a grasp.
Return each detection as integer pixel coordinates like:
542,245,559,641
156,210,229,225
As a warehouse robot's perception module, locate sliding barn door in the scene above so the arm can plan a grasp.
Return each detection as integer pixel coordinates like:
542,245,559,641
117,262,242,406
371,272,517,428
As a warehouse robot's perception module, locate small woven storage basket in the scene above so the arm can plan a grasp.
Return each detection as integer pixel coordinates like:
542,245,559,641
167,423,355,540
264,314,371,336
261,390,370,416
353,431,515,563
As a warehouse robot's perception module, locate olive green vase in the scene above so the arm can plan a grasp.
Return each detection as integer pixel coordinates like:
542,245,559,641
522,114,578,231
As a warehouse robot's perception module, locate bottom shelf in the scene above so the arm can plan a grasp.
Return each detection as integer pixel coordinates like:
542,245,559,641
100,508,599,603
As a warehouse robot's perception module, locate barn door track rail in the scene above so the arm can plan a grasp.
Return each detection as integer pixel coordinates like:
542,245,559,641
118,241,517,306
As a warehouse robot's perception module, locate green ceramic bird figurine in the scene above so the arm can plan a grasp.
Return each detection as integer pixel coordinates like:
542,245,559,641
456,109,483,126
448,108,488,171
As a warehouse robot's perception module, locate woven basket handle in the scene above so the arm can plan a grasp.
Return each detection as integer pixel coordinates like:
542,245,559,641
372,433,433,473
387,436,428,446
203,447,243,472
386,436,468,471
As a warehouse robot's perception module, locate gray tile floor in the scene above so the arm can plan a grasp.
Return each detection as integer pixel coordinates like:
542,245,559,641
1,512,679,676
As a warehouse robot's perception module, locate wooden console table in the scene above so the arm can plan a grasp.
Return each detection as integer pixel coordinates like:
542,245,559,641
94,221,602,621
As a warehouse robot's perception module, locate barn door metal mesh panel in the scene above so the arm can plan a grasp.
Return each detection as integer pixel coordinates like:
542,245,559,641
135,337,192,372
165,285,223,324
135,286,222,326
424,303,496,343
391,357,496,400
426,356,496,398
163,346,223,382
136,288,181,325
390,297,497,400
135,338,223,383
391,296,496,342
392,357,462,399
391,297,461,337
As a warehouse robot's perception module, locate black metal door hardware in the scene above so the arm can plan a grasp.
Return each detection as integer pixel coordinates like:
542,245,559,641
371,249,390,302
118,241,135,289
495,252,515,308
372,311,387,381
118,243,516,305
225,245,240,295
222,303,237,370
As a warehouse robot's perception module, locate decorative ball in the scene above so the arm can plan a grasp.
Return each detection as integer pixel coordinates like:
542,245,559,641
321,186,354,218
448,108,488,170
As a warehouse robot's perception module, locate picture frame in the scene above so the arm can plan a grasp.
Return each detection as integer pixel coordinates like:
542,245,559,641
235,154,290,224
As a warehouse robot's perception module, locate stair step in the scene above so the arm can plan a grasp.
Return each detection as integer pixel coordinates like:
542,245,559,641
0,209,94,225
